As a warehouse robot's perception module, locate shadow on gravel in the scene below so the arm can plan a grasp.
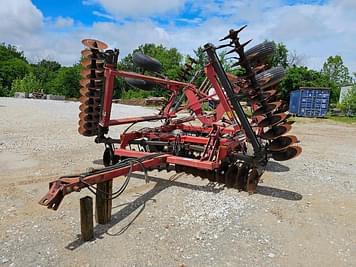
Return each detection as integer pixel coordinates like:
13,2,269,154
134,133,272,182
265,161,290,172
256,185,302,201
65,173,223,250
92,159,103,165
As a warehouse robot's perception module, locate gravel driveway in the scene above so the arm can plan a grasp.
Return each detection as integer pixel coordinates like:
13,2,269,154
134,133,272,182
0,97,355,266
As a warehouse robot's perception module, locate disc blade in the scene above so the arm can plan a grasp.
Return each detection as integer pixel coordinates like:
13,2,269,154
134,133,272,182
78,120,98,130
285,120,295,125
240,87,257,97
271,146,302,161
95,69,104,78
80,69,104,79
79,103,101,113
79,96,101,105
236,164,249,191
253,101,282,116
78,126,97,136
80,87,101,97
79,112,100,121
257,113,289,128
81,58,104,69
250,89,277,103
269,135,298,152
259,123,292,139
252,64,266,73
273,100,288,113
81,58,92,68
258,76,272,87
80,69,95,79
82,39,108,50
80,79,103,88
246,168,260,194
81,49,103,60
225,165,238,188
81,116,100,123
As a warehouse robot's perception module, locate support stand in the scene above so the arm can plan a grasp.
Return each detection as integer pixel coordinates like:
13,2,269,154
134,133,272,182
80,196,94,241
95,180,113,224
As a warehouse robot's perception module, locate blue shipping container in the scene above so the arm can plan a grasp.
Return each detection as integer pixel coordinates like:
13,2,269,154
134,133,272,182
289,87,330,117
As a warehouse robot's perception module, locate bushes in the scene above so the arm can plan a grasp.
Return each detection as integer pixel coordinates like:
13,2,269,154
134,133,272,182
11,73,42,94
45,65,81,98
122,89,152,99
0,82,9,97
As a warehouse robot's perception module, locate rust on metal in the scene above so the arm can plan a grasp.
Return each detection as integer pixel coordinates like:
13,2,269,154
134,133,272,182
82,39,108,50
40,28,302,215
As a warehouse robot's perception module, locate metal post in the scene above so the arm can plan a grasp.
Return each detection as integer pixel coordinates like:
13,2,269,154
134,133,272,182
80,196,94,241
95,180,112,224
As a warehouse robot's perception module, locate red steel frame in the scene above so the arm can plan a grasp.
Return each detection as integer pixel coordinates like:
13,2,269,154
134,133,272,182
39,61,251,210
101,63,243,131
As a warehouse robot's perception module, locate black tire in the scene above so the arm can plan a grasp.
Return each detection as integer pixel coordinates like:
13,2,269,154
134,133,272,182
256,66,285,89
245,41,275,65
125,78,156,90
133,52,163,73
103,146,119,166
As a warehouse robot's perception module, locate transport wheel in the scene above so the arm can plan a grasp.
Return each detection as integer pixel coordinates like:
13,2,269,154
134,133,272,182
133,52,163,73
255,66,285,89
124,78,156,90
103,146,119,166
245,41,275,66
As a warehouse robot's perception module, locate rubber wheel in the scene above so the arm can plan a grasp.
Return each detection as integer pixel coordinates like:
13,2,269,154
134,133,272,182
103,147,119,166
245,41,275,65
125,78,156,90
133,52,163,73
256,66,285,89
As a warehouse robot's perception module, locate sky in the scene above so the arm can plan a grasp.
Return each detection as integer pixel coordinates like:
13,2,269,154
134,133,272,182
1,0,355,72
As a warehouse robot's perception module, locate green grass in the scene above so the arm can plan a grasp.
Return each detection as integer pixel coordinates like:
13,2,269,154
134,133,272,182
326,115,356,124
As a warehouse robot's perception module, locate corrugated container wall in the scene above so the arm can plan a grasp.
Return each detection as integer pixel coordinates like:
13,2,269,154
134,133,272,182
289,87,330,117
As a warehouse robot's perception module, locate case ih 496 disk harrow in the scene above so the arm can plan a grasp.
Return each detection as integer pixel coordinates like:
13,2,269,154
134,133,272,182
40,27,302,210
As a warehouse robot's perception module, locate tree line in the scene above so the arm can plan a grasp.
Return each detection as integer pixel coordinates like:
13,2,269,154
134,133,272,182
0,44,81,98
0,41,355,112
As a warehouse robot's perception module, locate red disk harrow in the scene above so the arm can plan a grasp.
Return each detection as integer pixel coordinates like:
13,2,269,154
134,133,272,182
40,27,302,210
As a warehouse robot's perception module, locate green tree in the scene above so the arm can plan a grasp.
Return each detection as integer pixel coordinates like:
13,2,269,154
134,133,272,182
11,72,42,94
270,42,288,68
321,56,352,103
340,86,356,115
190,46,209,87
0,58,30,90
47,64,81,98
280,66,338,102
0,81,7,97
32,59,61,92
0,43,27,62
193,46,208,69
322,56,352,86
0,44,30,95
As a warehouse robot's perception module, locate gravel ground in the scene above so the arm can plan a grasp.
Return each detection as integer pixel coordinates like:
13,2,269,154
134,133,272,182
0,97,355,267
